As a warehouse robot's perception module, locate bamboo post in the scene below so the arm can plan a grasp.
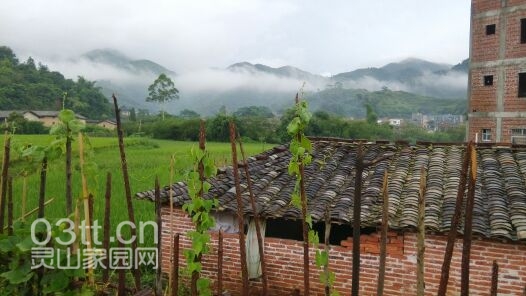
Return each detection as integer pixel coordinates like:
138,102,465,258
377,171,389,296
461,144,477,296
21,175,27,221
294,94,310,296
169,155,175,295
218,230,223,296
237,132,268,295
417,167,426,296
3,198,54,228
437,141,472,296
102,173,111,284
190,121,207,295
112,94,141,289
229,122,249,295
38,157,48,219
7,177,13,236
0,134,11,233
490,260,498,296
172,233,180,296
79,133,94,286
155,177,162,296
324,208,332,296
66,129,72,215
117,236,126,296
352,143,364,296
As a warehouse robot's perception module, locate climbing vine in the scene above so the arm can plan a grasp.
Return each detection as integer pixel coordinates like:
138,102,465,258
182,133,218,296
287,94,338,296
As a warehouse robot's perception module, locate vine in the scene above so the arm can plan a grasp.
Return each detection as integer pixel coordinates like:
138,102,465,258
182,122,218,296
287,94,338,296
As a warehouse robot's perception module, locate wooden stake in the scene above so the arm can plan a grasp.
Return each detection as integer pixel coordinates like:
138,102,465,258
490,260,498,296
295,93,310,296
169,155,175,295
102,173,111,284
7,177,13,236
0,134,11,233
438,141,472,296
112,94,141,289
21,175,27,221
79,133,94,286
155,177,162,296
352,143,364,296
324,208,332,296
172,233,180,296
66,130,73,215
377,171,389,296
417,167,426,296
237,132,268,295
117,236,126,296
218,230,223,296
229,122,249,295
461,144,477,296
38,157,48,219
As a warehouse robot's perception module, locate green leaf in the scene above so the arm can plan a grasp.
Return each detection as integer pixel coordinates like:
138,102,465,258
287,117,301,135
0,238,16,253
58,109,76,123
197,278,212,296
68,119,85,133
305,214,313,228
42,270,69,293
0,263,33,284
308,229,319,244
315,250,328,267
16,236,35,252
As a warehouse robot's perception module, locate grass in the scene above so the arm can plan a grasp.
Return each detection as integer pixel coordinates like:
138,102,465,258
0,134,269,249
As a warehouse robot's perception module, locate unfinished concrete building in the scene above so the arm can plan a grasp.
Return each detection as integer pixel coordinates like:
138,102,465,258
468,0,526,143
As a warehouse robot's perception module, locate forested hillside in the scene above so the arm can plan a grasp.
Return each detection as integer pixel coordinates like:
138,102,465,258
0,46,112,119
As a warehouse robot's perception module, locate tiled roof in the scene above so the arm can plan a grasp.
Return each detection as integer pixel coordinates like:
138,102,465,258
136,138,526,241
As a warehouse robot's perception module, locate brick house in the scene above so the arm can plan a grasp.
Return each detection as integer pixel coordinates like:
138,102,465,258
468,0,526,143
0,110,86,127
137,138,526,295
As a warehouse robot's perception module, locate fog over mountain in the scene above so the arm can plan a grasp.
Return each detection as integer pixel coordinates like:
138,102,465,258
36,49,468,115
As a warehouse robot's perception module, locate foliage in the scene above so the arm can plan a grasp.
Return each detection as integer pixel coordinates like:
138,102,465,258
233,105,274,118
1,112,48,134
286,97,339,295
0,47,112,119
0,220,93,296
182,144,218,296
146,73,179,120
305,87,466,119
178,109,200,119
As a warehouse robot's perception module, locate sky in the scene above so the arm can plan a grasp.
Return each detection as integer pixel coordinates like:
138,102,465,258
1,0,471,75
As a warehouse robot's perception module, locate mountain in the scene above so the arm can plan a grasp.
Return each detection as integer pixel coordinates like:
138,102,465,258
0,46,112,119
227,62,327,83
333,58,451,82
77,49,176,110
332,58,467,99
82,49,175,75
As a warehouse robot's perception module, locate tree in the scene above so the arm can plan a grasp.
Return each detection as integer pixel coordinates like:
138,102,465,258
146,73,179,120
365,104,378,124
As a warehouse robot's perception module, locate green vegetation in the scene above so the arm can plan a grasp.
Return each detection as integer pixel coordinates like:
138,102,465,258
146,73,179,120
0,46,112,119
306,87,466,119
1,135,265,243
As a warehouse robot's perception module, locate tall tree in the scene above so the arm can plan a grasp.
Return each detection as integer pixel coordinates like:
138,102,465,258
146,73,179,120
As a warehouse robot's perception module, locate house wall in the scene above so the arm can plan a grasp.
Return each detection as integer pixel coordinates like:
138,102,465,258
161,207,526,295
468,0,526,142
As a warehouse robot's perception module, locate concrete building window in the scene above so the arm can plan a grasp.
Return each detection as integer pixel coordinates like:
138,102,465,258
482,129,492,142
522,18,526,43
486,24,496,35
519,73,526,97
484,75,493,86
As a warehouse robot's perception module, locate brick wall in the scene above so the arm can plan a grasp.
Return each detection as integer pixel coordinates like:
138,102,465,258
470,68,498,112
161,207,526,295
505,10,526,60
468,117,496,142
471,16,500,63
472,0,501,15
